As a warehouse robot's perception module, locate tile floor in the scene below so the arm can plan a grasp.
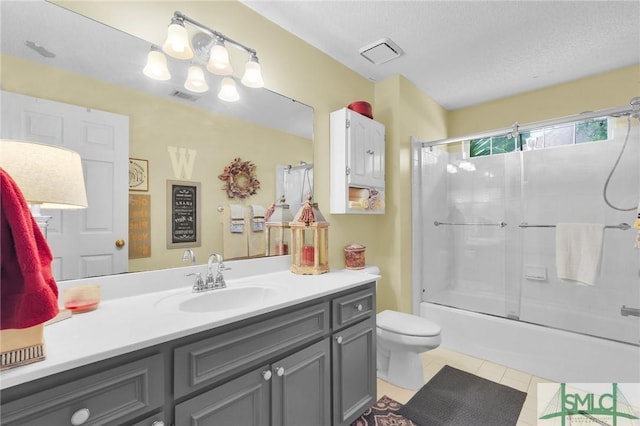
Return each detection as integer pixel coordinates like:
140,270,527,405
376,346,556,426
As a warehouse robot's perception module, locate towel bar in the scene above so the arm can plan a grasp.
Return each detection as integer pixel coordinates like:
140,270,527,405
519,222,630,230
434,221,507,228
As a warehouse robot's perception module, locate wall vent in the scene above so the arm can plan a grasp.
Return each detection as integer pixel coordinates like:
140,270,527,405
359,38,403,65
170,90,200,102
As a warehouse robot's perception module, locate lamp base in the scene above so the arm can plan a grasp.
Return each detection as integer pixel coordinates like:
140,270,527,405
29,204,52,239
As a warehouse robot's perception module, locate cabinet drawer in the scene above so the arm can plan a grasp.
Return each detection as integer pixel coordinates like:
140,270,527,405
1,354,164,426
174,301,329,398
332,286,375,329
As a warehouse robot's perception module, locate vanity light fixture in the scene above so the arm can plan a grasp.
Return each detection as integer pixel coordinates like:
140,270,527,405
218,77,240,102
143,47,171,81
149,11,265,100
207,38,233,76
162,16,194,59
184,65,209,93
241,52,265,89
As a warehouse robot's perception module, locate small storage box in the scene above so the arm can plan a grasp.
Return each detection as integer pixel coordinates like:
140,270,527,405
0,324,45,370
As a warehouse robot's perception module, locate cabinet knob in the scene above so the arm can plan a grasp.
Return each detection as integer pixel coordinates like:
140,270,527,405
354,303,364,312
274,366,285,377
151,422,165,426
262,370,272,381
70,408,90,425
335,336,343,344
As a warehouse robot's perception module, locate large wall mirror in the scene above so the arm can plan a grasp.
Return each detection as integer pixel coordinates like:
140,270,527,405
0,0,314,280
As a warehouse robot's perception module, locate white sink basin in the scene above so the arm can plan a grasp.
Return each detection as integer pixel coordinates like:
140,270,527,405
155,286,282,313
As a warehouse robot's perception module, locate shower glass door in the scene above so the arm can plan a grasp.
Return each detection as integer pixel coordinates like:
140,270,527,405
418,138,517,318
517,116,640,345
416,115,640,345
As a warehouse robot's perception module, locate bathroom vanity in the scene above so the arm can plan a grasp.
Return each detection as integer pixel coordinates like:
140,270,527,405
0,260,378,426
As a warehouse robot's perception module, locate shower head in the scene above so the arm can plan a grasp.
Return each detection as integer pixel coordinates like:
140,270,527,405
630,96,640,120
609,97,640,119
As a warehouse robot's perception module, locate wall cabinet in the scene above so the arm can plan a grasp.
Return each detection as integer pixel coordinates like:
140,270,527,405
330,108,386,214
1,283,376,426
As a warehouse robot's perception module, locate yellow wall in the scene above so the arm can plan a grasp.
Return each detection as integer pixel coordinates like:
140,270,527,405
373,75,448,313
448,65,640,137
1,54,311,271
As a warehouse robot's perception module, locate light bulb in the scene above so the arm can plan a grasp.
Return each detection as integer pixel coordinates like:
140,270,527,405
143,50,171,80
184,66,208,93
207,40,233,75
162,20,193,60
241,56,264,88
218,77,240,102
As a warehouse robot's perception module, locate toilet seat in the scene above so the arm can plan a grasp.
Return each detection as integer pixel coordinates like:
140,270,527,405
377,310,441,337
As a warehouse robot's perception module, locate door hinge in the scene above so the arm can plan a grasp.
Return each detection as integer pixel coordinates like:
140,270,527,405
346,119,350,129
346,166,350,175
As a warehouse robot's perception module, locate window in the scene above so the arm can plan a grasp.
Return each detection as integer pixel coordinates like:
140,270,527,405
470,118,610,157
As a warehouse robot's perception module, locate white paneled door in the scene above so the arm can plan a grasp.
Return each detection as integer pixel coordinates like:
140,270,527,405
1,91,129,280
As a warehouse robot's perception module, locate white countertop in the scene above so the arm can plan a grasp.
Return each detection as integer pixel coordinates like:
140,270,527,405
0,257,379,390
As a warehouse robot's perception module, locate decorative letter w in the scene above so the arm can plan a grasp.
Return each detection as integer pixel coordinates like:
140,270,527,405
168,147,196,180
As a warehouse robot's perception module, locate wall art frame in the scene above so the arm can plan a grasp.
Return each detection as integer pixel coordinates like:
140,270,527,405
166,180,201,248
129,158,149,192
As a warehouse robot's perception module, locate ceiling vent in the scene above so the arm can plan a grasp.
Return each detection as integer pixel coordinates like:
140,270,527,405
359,38,403,65
170,90,201,102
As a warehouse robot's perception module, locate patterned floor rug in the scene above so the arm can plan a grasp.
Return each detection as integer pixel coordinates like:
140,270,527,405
351,395,418,426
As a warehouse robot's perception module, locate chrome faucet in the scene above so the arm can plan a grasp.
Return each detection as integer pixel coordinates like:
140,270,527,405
182,248,196,265
205,253,227,290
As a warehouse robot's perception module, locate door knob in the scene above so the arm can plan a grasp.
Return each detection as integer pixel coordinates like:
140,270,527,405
115,239,125,248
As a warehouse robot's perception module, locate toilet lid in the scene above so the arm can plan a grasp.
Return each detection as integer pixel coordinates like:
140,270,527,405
377,310,441,337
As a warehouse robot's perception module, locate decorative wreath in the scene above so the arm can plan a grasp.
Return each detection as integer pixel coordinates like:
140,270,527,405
218,157,261,199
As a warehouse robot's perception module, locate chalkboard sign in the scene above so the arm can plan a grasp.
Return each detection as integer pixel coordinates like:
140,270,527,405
167,180,201,248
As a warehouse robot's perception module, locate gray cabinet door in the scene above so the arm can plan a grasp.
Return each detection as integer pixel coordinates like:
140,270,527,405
332,317,377,426
174,365,270,426
271,338,331,426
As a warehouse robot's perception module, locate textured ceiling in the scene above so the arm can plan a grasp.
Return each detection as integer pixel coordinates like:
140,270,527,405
242,1,640,110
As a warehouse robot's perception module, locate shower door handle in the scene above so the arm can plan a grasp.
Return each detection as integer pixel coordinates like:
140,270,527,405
621,305,640,317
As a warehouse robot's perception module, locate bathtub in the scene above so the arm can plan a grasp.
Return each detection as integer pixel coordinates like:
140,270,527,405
419,301,640,383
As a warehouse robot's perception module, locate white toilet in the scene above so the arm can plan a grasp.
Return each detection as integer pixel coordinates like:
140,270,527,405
376,309,442,390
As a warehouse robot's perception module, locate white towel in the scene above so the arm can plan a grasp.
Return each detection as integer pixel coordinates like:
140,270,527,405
222,205,248,259
229,204,245,233
250,204,266,232
248,204,266,257
555,223,604,286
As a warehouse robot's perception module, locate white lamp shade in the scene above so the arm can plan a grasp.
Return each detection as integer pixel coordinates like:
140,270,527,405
184,66,209,93
207,43,233,75
143,50,171,80
241,59,264,88
218,77,240,102
162,22,194,60
0,140,88,209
